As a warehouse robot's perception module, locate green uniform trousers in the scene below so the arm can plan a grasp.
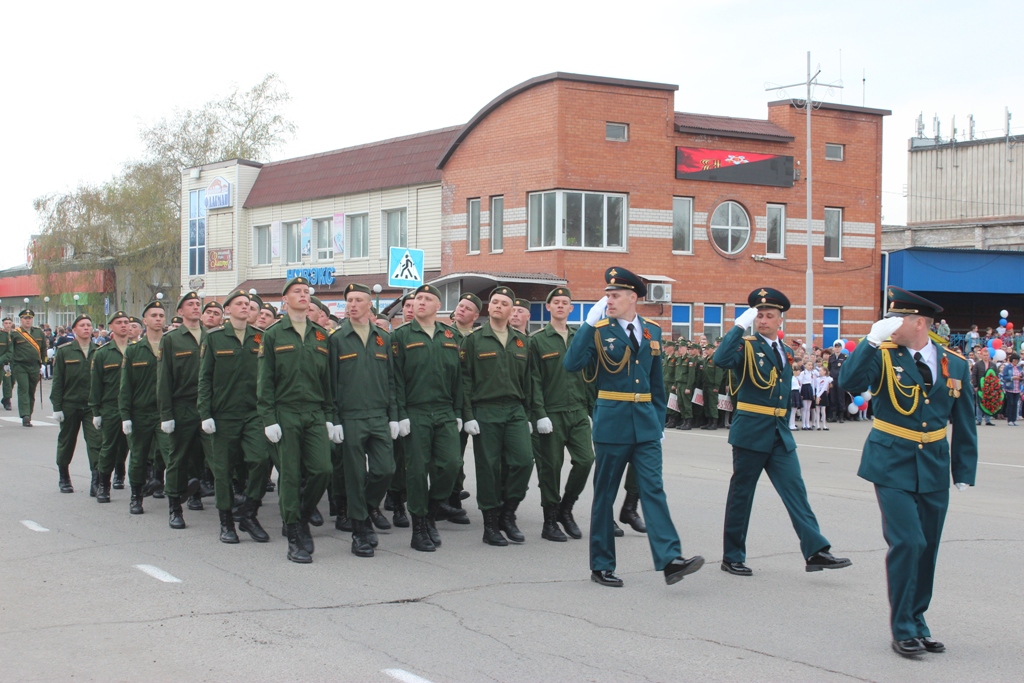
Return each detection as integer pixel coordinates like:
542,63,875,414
679,392,693,420
97,409,129,475
128,417,163,487
210,415,270,511
329,442,345,507
453,432,469,495
13,363,40,418
2,369,11,402
471,401,533,511
536,407,594,507
875,484,948,641
275,409,332,525
341,414,395,521
405,408,461,517
704,391,719,421
165,406,212,499
388,436,407,497
624,463,638,496
55,407,102,471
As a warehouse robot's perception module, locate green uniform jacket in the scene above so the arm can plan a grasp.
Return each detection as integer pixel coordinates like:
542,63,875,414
198,323,261,420
119,338,161,421
0,330,10,365
50,340,98,412
9,326,46,365
677,355,701,394
391,319,462,419
157,325,207,420
460,322,530,422
530,323,591,421
89,341,127,416
257,316,332,427
839,340,978,493
328,319,397,421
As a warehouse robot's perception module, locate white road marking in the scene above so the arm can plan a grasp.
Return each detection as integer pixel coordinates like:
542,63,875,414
979,461,1024,469
21,520,49,532
0,417,56,426
134,564,182,583
382,669,436,683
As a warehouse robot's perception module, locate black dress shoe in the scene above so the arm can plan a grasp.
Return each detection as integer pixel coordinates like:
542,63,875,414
613,521,624,537
892,638,926,657
664,555,705,585
721,560,752,576
591,570,623,587
920,636,945,653
806,550,852,572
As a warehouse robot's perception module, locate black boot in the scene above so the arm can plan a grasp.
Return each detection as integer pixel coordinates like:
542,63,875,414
677,418,691,431
351,519,374,558
499,500,525,543
383,490,395,512
187,492,204,511
297,514,315,554
219,509,240,544
426,500,442,547
482,509,508,546
436,498,470,525
285,523,312,563
112,464,125,490
199,468,215,498
168,496,186,529
557,498,582,539
410,515,435,552
327,488,337,517
58,465,74,493
1,398,10,410
308,505,324,527
22,416,32,427
334,499,352,532
265,471,275,493
392,491,410,528
364,517,379,548
89,470,99,497
619,492,647,533
613,521,624,537
141,468,158,497
96,471,112,503
368,505,392,530
151,470,165,499
129,485,144,515
541,504,567,542
238,500,270,542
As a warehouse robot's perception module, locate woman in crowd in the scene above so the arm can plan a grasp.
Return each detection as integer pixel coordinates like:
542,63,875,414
1001,353,1021,426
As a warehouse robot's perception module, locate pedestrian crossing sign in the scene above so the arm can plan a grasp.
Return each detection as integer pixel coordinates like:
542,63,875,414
388,247,424,288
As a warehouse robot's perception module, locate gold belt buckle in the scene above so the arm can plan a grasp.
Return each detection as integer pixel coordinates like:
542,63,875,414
633,393,641,402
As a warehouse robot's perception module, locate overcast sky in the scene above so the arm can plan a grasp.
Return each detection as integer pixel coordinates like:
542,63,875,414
2,0,1019,269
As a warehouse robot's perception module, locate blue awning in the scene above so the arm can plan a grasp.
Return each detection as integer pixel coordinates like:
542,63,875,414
887,248,1024,294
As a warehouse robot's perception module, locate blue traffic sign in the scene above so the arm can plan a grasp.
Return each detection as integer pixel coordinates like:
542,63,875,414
388,247,424,288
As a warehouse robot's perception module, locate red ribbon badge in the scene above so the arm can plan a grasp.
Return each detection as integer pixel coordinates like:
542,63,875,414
515,338,524,348
643,327,652,340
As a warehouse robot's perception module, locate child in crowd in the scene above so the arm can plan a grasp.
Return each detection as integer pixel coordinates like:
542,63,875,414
789,374,801,431
798,360,816,430
815,367,832,430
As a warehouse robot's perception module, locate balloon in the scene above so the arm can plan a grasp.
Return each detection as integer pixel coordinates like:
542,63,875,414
998,327,1006,335
777,330,785,339
860,403,869,411
841,348,850,356
1000,318,1008,327
860,390,872,401
853,396,865,407
845,340,856,352
993,339,1003,350
1008,322,1015,330
994,349,1007,362
1001,309,1009,318
848,403,859,415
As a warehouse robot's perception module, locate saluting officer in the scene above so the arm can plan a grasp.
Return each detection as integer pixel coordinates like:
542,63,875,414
839,287,977,657
257,276,334,564
714,289,851,577
50,315,101,494
89,311,132,503
198,288,271,544
8,308,47,426
530,287,595,542
564,267,704,588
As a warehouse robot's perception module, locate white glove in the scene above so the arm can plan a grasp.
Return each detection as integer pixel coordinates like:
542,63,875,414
537,417,553,434
456,418,463,433
389,421,401,440
867,317,903,346
661,431,665,443
52,411,64,423
955,482,968,492
330,423,344,444
398,418,411,437
264,423,282,443
586,296,609,326
464,419,480,435
589,416,593,429
326,422,336,441
735,307,759,330
529,422,533,435
122,420,132,435
161,420,175,434
92,416,102,429
201,418,216,434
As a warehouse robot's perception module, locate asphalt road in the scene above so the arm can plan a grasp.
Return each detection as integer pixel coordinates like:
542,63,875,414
2,381,1022,682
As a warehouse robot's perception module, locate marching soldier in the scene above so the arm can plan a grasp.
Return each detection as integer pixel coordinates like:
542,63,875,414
257,276,334,564
383,294,416,523
247,293,263,326
446,292,482,516
714,288,851,577
700,346,722,430
255,302,278,331
128,317,144,342
663,342,680,428
461,286,534,545
564,267,704,588
201,301,224,329
0,317,12,411
50,315,101,494
89,311,132,503
8,308,47,426
675,342,699,430
511,297,532,334
839,287,977,657
169,316,183,330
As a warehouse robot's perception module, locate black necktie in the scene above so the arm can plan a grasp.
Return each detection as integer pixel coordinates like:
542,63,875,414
626,323,639,353
772,341,784,369
914,352,933,390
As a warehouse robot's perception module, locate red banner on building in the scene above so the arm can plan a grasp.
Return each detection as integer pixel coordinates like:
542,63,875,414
676,147,794,187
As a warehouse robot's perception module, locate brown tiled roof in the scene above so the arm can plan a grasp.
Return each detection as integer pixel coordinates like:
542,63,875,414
674,112,794,143
244,127,461,208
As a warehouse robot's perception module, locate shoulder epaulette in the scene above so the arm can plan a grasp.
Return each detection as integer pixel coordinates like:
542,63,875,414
56,339,73,349
880,342,898,349
742,335,757,341
207,325,225,334
943,346,967,361
593,319,610,328
642,317,658,325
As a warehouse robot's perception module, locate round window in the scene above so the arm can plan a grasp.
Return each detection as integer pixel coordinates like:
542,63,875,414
710,201,750,255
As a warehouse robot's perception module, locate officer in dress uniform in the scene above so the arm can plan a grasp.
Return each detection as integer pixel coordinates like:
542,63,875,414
839,287,977,657
714,288,851,577
564,267,704,588
50,315,101,494
8,309,47,426
89,311,132,503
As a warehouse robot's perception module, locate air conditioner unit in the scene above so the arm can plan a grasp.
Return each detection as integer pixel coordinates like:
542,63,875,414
646,283,672,303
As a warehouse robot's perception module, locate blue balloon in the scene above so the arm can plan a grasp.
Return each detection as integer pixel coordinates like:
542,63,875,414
853,396,865,407
1000,318,1008,327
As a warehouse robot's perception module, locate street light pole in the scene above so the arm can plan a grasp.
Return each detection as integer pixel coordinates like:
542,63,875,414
74,294,80,317
373,284,382,312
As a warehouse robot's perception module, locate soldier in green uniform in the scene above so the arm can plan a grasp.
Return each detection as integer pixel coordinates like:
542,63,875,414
700,346,723,430
445,292,482,518
564,267,704,588
382,294,416,526
510,298,531,335
9,309,47,426
254,301,279,498
714,288,851,578
328,283,398,557
0,317,13,411
89,311,132,503
50,315,101,494
158,291,209,529
530,287,595,542
840,287,977,657
461,286,534,545
258,276,334,564
674,342,696,430
201,300,224,329
199,288,271,544
663,342,681,428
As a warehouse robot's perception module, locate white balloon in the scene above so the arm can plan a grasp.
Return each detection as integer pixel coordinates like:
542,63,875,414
848,403,859,415
860,390,872,401
997,327,1006,335
1000,309,1009,318
994,349,1007,362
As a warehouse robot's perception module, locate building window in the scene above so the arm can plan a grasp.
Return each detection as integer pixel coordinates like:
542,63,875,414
254,225,271,265
824,207,843,260
672,197,693,253
766,204,785,257
825,143,845,161
823,307,841,347
384,208,407,256
438,282,461,312
528,190,626,250
467,199,480,253
733,304,754,333
672,304,692,341
703,304,723,342
490,196,504,252
316,218,333,261
283,221,302,264
188,189,206,276
347,214,368,259
710,201,750,255
606,122,628,141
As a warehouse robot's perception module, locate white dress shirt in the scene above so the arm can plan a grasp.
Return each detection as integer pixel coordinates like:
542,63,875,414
760,333,787,368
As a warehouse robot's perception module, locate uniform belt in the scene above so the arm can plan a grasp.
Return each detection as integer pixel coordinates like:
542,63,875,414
873,418,947,444
736,401,786,418
598,391,652,403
